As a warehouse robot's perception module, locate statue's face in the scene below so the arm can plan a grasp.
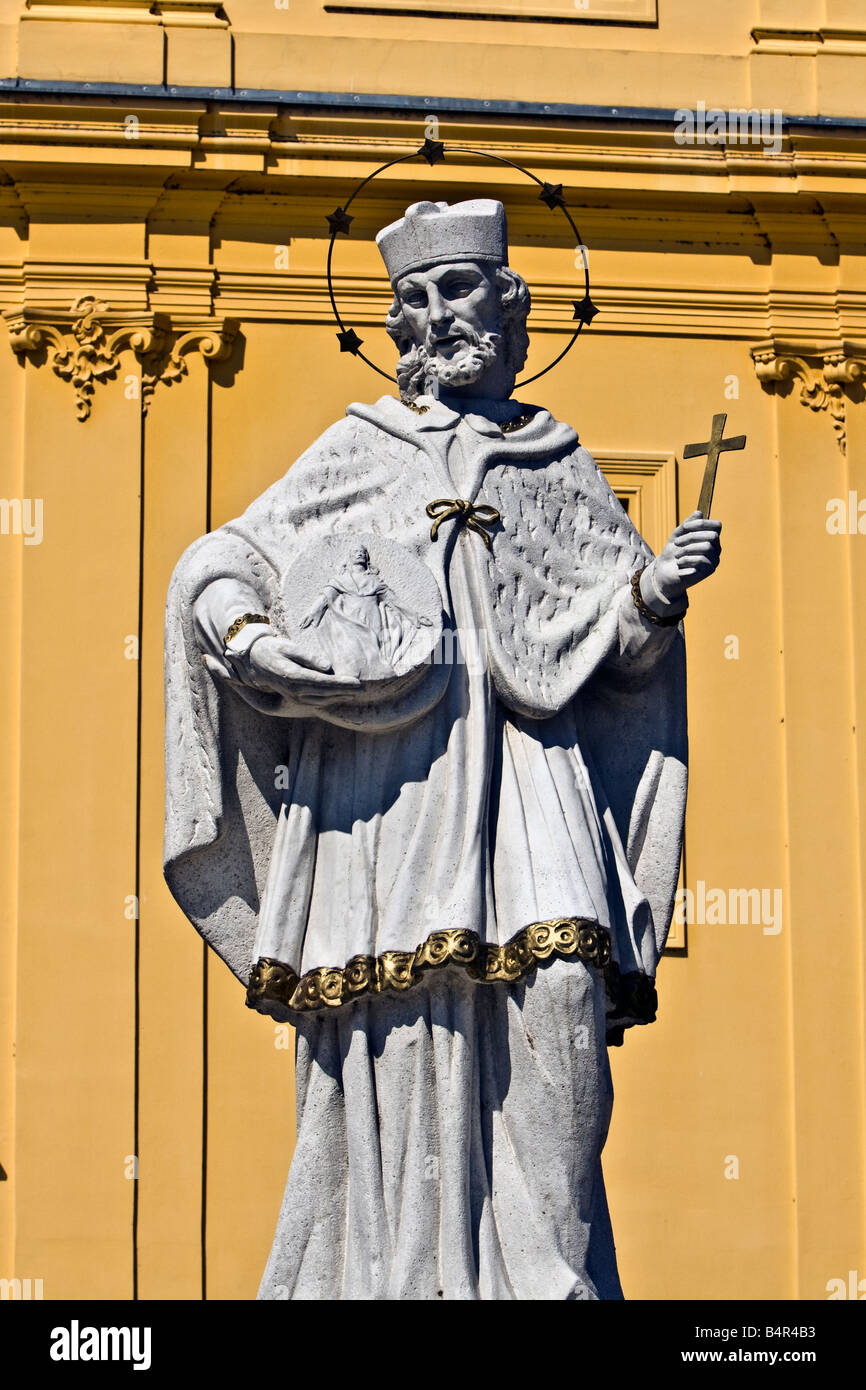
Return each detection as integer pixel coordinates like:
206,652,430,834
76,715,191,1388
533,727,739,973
394,260,500,369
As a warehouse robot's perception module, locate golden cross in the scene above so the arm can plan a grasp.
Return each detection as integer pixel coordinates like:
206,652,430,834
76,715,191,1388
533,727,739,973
683,413,747,517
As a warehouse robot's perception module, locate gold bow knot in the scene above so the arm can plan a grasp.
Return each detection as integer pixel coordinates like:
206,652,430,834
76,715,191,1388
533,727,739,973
425,498,501,550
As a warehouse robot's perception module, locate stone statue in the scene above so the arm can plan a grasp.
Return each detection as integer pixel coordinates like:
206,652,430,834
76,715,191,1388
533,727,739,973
164,198,721,1300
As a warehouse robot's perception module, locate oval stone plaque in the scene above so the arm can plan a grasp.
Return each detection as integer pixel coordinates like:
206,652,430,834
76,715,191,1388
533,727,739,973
277,533,443,684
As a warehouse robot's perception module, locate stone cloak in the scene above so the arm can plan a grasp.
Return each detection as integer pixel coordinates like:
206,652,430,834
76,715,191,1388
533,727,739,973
163,395,687,1036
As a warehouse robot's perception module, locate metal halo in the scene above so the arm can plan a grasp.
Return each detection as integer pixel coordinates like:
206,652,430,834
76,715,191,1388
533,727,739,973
325,140,598,389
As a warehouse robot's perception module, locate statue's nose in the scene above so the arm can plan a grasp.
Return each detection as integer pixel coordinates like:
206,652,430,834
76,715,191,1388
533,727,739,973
427,284,451,328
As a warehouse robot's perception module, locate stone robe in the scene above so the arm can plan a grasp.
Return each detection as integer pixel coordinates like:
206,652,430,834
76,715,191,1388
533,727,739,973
163,392,688,1300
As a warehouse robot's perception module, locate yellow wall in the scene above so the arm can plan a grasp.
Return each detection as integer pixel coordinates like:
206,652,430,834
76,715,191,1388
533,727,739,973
1,0,865,1301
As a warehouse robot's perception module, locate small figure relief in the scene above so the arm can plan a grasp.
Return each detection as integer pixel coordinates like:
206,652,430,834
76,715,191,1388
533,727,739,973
299,543,434,681
277,531,443,701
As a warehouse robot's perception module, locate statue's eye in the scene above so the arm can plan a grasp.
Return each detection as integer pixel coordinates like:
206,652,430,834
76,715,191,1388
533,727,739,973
403,291,427,309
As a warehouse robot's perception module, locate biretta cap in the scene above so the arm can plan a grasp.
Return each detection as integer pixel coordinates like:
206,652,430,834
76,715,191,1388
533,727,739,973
376,199,508,286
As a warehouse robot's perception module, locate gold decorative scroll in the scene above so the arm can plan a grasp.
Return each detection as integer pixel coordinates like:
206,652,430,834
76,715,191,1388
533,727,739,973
246,918,659,1041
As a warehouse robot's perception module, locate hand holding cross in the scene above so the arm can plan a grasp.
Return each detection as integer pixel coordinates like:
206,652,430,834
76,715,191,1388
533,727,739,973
638,413,746,619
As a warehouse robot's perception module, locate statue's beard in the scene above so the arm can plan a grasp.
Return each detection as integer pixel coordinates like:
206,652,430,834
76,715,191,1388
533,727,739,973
396,325,502,399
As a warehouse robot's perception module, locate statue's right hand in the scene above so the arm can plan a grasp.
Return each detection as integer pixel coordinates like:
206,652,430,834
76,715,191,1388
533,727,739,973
242,635,362,702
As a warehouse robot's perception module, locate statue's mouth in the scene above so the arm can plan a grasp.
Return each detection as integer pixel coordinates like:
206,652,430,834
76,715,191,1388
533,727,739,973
429,332,468,358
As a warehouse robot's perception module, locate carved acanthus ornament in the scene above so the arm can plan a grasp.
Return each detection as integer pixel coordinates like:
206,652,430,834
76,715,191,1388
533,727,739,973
6,297,239,420
141,323,240,414
752,342,866,455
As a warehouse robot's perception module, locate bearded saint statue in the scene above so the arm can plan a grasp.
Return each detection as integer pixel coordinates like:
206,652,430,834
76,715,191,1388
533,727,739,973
164,198,721,1300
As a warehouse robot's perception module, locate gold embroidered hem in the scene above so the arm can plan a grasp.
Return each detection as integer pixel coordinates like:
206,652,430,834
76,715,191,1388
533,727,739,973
245,918,656,1039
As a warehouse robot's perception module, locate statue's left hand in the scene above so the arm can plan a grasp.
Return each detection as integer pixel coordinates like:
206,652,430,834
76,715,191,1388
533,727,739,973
645,511,722,611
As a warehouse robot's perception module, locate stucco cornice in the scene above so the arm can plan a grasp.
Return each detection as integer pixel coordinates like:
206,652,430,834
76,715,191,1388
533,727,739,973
0,97,866,193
